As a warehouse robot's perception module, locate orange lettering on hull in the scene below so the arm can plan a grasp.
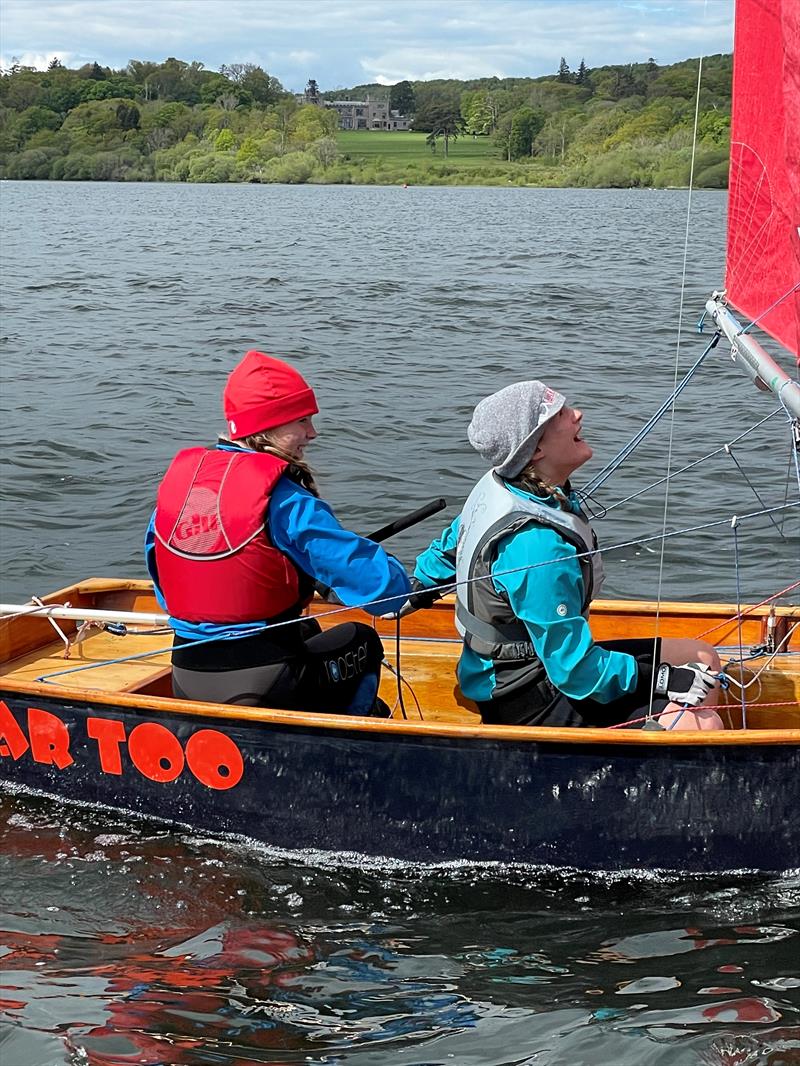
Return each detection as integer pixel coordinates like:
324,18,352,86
0,700,243,791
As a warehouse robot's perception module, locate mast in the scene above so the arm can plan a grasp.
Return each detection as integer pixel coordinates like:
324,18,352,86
704,296,800,418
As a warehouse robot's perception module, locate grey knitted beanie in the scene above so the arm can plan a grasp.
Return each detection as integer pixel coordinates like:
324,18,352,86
467,380,566,477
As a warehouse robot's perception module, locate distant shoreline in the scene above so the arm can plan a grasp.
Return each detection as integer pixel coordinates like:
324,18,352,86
0,58,731,190
0,176,714,191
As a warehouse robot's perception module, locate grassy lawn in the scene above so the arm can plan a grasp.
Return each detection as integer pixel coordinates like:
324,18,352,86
336,130,498,168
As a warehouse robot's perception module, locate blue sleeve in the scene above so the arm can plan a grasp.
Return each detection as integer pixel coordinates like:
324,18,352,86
493,526,639,703
144,510,168,612
268,478,411,616
413,516,459,588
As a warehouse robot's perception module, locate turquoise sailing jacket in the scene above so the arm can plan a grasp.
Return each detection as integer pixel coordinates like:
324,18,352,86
413,483,639,703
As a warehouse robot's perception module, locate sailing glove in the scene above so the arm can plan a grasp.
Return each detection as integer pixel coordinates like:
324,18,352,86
406,578,447,612
654,662,717,706
381,578,445,619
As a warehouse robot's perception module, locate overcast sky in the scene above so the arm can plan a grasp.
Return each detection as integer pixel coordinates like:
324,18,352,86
1,0,734,91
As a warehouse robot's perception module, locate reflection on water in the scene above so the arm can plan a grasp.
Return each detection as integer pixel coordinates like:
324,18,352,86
1,792,798,1065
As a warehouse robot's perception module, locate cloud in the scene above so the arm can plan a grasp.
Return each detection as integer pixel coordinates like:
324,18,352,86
361,47,513,84
287,50,318,66
0,0,734,89
0,49,77,69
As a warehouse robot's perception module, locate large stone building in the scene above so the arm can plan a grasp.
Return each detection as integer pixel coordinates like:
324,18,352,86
325,98,410,131
295,80,411,131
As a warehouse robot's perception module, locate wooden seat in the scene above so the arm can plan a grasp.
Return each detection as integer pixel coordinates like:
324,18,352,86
0,628,173,695
1,581,797,728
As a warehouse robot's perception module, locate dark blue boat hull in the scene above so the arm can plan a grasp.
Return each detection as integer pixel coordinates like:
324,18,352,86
1,691,797,872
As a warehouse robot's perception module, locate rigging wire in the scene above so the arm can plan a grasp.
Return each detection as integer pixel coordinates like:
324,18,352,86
593,408,785,515
693,579,800,642
723,445,790,541
740,281,800,336
580,332,718,496
723,620,800,690
30,499,799,686
381,657,423,720
730,516,748,727
647,51,707,719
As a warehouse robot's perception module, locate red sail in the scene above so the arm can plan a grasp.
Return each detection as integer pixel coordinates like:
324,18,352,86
726,0,800,361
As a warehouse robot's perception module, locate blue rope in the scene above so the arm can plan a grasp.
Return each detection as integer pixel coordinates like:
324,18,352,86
34,627,270,684
595,408,784,516
582,332,719,496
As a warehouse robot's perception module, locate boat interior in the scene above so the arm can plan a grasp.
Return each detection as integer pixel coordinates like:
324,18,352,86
1,579,799,734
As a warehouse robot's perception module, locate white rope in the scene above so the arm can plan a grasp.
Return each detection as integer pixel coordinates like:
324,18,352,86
24,500,800,685
650,51,707,712
723,619,800,691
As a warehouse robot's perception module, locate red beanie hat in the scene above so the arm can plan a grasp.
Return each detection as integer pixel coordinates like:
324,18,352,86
223,350,319,440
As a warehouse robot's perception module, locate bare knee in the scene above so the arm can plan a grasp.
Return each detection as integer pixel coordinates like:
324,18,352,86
660,706,726,731
661,637,721,673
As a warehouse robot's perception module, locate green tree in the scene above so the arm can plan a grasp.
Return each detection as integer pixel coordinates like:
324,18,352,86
266,98,297,154
240,66,284,106
82,62,107,81
493,112,513,161
461,90,497,134
698,109,730,146
199,73,234,106
2,71,42,110
312,136,338,167
647,66,697,100
508,106,545,159
290,103,337,147
12,105,61,146
558,57,571,83
214,127,236,151
236,131,280,168
422,102,464,156
61,98,134,146
611,66,637,99
389,80,415,115
603,100,679,150
535,109,582,162
6,145,62,178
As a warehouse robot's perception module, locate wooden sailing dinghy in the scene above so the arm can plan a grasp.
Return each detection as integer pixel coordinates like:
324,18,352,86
0,579,798,873
1,0,798,872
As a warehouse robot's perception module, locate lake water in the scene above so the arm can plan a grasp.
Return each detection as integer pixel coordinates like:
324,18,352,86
0,182,798,1065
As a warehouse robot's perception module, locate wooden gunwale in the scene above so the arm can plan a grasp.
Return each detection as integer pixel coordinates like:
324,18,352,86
1,676,798,747
1,577,798,748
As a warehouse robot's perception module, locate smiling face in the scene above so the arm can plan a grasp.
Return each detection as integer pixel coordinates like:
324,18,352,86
268,415,318,461
530,405,593,485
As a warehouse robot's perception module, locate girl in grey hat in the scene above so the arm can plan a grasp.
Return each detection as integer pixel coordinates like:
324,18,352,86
405,380,723,729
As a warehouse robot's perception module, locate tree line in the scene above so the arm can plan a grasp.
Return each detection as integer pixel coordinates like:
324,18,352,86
372,54,731,186
0,53,732,187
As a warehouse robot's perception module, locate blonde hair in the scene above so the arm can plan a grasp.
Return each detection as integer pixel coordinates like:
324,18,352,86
509,464,570,511
225,431,319,496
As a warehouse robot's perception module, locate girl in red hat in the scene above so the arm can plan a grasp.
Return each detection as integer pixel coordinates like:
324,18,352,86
145,350,410,715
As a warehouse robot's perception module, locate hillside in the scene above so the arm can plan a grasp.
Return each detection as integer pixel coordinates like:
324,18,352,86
0,54,732,187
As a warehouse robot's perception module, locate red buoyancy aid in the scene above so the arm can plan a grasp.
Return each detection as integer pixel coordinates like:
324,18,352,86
153,447,307,624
